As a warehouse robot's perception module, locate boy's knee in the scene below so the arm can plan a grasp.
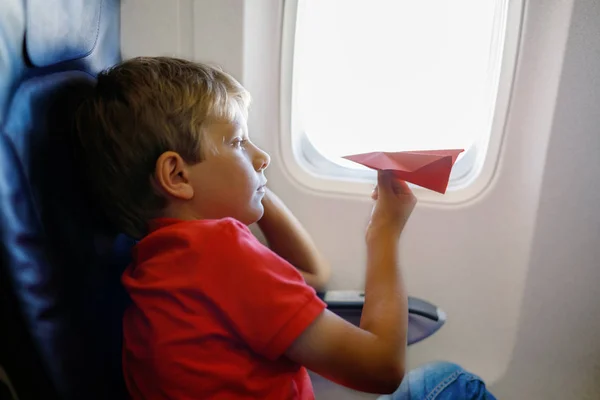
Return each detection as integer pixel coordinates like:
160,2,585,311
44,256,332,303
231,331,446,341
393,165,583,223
388,361,495,400
419,361,465,376
419,361,494,400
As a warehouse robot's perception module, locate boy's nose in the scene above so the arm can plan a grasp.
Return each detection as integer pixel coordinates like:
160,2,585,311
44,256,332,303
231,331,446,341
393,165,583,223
254,148,270,171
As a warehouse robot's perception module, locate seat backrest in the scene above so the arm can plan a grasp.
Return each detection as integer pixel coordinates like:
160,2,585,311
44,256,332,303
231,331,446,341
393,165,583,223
0,1,133,399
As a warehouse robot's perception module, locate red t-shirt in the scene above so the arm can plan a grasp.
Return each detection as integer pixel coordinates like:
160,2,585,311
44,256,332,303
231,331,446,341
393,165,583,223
121,217,327,399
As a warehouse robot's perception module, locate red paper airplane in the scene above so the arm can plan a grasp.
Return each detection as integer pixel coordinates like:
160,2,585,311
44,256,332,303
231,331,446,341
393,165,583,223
342,149,465,194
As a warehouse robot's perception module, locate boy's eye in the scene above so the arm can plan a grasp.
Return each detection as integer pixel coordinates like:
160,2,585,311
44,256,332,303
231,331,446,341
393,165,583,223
233,138,248,148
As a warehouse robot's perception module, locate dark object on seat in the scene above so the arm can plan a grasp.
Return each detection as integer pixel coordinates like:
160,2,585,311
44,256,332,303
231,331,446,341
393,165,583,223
0,382,13,400
0,1,130,399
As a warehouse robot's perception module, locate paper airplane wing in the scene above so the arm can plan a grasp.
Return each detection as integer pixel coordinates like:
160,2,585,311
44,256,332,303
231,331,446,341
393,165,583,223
342,149,464,194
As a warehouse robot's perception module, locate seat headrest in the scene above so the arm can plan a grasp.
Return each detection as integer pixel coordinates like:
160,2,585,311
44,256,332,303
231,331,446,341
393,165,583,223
26,0,104,67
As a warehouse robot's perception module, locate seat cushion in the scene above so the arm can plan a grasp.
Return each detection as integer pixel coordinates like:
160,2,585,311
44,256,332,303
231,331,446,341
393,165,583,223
0,0,25,125
0,71,112,399
0,1,128,399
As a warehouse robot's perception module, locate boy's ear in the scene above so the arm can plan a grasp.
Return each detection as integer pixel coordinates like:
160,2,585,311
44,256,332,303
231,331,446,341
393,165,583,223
153,151,194,200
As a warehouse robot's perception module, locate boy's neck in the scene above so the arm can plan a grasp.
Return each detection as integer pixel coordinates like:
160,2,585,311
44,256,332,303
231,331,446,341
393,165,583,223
160,202,202,222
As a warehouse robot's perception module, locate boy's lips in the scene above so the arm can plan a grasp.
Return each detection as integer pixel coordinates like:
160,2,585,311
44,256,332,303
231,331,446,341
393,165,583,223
257,181,267,191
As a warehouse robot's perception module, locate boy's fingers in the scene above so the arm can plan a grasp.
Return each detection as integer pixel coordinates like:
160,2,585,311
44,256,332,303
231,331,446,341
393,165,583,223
377,170,389,185
376,170,392,194
378,170,412,199
390,178,411,195
371,186,378,200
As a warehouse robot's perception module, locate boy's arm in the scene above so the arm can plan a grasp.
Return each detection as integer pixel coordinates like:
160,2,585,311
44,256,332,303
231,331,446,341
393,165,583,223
284,171,415,394
285,235,406,394
256,188,331,291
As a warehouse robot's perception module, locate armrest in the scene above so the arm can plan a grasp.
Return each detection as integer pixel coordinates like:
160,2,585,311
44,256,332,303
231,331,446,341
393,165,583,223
318,290,442,322
317,290,447,345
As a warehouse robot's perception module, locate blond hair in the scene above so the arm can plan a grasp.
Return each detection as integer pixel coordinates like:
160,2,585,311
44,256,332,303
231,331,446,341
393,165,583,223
75,56,251,239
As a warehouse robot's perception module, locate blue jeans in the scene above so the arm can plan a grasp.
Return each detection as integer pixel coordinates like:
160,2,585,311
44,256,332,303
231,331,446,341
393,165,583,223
378,361,497,400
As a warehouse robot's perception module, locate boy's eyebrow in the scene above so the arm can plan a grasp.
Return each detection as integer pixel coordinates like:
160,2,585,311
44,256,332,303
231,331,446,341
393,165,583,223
230,119,242,131
215,121,248,142
231,119,249,138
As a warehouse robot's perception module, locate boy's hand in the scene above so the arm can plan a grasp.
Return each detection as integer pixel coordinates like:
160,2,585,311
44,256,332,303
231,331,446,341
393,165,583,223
366,170,416,243
257,188,331,291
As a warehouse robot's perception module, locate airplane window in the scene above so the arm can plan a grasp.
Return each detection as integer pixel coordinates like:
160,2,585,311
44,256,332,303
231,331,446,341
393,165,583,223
282,0,518,193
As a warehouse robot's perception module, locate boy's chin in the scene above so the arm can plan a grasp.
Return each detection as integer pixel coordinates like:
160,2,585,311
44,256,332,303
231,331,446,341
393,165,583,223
240,206,264,226
252,207,265,224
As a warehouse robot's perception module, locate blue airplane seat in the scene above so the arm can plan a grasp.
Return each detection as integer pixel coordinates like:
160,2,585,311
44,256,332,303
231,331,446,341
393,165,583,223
0,1,132,399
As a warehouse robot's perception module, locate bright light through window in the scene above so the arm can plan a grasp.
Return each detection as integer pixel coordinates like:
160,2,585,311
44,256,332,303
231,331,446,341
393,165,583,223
292,0,509,173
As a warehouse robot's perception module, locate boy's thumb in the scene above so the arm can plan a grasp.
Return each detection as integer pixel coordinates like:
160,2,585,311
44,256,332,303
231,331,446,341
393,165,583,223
377,170,391,195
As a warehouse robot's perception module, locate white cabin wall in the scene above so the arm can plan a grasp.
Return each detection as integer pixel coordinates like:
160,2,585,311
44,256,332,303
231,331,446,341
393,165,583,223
492,0,600,397
120,0,244,80
120,0,600,398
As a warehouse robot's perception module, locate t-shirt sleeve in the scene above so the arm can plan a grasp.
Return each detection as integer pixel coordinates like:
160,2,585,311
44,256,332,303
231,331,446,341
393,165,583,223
196,218,327,361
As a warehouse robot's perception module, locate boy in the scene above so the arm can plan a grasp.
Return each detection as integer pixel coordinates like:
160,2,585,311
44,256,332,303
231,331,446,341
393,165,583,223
75,57,496,399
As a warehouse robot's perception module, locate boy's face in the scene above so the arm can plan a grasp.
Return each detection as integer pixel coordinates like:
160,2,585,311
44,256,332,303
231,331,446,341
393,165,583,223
186,109,271,225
